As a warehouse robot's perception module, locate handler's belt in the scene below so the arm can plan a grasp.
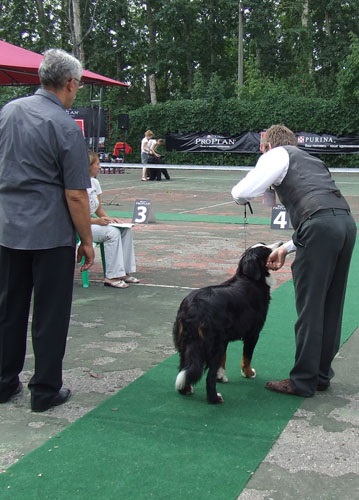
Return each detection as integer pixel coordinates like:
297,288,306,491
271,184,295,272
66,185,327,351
309,208,351,219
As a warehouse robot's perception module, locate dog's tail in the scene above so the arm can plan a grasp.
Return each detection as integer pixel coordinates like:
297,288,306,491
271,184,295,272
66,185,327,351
175,341,205,393
175,355,204,392
173,316,207,393
173,320,204,392
175,370,192,393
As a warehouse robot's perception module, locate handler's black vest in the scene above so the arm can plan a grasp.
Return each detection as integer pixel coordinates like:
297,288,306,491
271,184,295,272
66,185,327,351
274,146,350,229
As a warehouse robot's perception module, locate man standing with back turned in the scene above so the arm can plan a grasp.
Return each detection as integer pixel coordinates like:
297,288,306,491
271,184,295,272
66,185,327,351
231,124,356,397
0,49,94,412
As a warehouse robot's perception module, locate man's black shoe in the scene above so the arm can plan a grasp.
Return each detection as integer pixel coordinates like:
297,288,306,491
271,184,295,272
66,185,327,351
0,382,23,403
31,388,72,412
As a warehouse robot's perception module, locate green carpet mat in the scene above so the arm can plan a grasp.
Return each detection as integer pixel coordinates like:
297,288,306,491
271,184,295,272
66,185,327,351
108,210,270,225
1,245,358,500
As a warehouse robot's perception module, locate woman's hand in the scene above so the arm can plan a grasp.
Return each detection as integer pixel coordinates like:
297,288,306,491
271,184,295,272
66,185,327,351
94,217,110,226
93,216,124,226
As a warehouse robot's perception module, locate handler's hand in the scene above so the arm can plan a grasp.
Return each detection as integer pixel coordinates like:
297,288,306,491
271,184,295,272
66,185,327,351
267,246,288,271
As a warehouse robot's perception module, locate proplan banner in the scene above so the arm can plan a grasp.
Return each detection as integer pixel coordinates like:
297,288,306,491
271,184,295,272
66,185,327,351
165,132,359,154
165,132,260,153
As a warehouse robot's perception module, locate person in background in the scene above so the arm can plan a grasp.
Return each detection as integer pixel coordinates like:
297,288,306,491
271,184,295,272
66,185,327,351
88,151,140,289
0,49,94,412
231,124,356,398
140,129,154,181
148,138,170,181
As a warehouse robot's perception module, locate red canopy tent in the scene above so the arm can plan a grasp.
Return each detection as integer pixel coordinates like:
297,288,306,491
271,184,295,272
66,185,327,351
0,40,129,87
0,40,129,151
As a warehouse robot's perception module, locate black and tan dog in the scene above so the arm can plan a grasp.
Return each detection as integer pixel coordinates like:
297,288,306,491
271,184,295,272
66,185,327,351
173,242,282,404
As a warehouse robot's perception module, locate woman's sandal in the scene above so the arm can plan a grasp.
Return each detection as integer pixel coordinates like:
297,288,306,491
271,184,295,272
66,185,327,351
124,276,140,284
104,280,129,289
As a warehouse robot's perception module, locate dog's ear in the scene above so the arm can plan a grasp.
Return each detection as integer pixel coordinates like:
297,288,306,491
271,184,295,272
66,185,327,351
239,252,263,281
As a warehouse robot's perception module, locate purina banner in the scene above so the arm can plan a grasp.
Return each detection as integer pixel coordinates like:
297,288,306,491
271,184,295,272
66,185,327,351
165,132,359,154
296,132,359,154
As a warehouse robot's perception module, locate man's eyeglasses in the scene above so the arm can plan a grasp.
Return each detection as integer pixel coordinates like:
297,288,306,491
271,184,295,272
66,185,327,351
72,78,84,89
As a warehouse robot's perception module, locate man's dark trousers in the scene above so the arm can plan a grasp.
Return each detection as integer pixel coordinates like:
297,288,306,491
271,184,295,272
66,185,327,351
0,246,75,405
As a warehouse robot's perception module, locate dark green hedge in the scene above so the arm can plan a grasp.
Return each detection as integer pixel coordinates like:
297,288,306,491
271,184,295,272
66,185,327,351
121,95,359,167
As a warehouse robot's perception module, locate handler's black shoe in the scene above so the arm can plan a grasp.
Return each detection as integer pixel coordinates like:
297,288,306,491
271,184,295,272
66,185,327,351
31,388,72,412
316,383,330,392
0,382,23,403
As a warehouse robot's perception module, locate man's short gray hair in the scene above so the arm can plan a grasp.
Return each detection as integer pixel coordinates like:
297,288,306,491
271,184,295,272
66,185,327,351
38,49,83,89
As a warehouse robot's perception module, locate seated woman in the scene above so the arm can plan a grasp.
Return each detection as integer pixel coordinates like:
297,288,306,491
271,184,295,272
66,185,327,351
87,151,140,289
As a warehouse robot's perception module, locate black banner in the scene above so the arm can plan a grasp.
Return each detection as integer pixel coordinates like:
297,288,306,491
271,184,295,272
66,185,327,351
296,132,359,154
166,132,260,153
67,107,106,149
166,131,359,154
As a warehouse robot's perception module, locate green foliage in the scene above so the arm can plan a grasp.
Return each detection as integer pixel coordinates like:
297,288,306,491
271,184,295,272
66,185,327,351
1,0,359,108
1,0,358,168
122,93,359,167
337,34,359,106
0,87,33,107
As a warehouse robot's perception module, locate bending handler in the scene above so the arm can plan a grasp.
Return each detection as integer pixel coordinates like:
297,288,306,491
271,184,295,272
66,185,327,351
231,124,356,397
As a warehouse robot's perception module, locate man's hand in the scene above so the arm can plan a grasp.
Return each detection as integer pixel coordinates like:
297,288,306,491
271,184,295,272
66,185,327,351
267,246,288,270
65,188,94,272
77,243,95,271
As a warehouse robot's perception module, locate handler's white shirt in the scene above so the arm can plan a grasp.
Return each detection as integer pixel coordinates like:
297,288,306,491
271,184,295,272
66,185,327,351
231,147,296,253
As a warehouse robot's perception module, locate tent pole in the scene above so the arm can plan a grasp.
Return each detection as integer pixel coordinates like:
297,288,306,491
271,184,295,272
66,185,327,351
89,84,103,152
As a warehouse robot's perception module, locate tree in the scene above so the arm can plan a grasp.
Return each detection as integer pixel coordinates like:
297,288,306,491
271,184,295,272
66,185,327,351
69,0,85,62
337,34,359,106
311,0,359,95
1,0,358,108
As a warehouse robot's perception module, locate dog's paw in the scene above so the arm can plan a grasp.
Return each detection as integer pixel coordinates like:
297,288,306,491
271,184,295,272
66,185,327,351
241,367,256,379
216,393,224,403
178,385,194,396
208,393,224,404
215,393,224,403
217,367,229,383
